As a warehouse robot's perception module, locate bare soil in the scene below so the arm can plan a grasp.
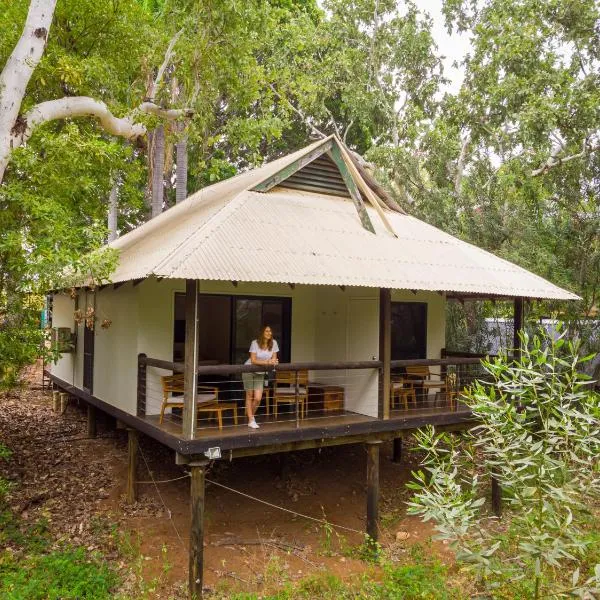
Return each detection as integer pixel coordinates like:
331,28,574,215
0,363,451,598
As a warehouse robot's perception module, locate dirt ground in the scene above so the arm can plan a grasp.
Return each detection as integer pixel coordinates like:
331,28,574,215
0,363,449,598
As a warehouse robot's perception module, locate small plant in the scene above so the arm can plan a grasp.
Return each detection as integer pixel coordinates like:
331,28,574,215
408,327,600,598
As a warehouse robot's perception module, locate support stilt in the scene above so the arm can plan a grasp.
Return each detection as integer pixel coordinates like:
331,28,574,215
189,461,208,599
53,390,60,412
59,392,69,413
126,429,138,504
392,437,402,463
366,441,381,542
87,405,97,439
491,475,502,517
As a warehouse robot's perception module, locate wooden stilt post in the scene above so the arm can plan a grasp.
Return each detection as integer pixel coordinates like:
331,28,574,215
183,280,200,440
379,289,391,420
513,297,524,362
366,441,381,543
189,460,208,599
87,404,97,438
392,437,402,463
491,475,502,517
126,429,138,504
53,390,60,412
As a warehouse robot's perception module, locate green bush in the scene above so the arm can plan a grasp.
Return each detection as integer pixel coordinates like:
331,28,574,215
0,547,118,600
408,327,600,598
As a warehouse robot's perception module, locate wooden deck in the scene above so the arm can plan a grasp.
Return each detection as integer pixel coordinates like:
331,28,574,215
48,373,474,457
142,400,473,455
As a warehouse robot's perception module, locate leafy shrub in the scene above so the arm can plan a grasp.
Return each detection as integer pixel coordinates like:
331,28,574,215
0,547,118,600
408,327,600,598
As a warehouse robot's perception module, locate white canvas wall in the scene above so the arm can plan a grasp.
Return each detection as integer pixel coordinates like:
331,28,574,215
53,280,445,420
50,292,76,383
93,285,139,414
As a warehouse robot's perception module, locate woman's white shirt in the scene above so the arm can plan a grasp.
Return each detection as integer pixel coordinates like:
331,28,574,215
244,339,279,364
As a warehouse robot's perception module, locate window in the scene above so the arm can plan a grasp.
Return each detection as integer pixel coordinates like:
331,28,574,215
173,293,291,364
391,302,427,360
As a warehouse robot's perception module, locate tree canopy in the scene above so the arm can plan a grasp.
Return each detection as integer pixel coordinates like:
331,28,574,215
0,0,598,383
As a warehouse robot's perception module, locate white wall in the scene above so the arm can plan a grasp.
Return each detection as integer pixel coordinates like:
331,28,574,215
93,285,139,414
55,279,446,420
50,292,76,383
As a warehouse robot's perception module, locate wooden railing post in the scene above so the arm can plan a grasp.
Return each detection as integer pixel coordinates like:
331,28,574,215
379,288,391,420
137,353,147,417
294,370,300,429
183,280,200,440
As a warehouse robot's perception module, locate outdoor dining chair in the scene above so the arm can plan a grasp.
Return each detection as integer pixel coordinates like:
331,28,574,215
159,374,237,429
272,370,308,420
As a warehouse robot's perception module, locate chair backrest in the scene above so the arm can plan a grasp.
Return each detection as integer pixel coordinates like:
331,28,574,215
446,371,458,392
405,365,430,379
275,370,308,387
161,373,184,394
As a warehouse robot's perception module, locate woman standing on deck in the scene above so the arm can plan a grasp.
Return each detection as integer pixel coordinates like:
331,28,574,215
242,325,279,429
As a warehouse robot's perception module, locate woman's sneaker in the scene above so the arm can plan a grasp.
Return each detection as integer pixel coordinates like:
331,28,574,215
248,420,260,429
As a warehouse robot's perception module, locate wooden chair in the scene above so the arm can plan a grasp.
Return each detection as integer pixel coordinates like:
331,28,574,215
272,370,308,419
405,365,446,399
159,374,237,429
445,371,459,410
391,377,416,410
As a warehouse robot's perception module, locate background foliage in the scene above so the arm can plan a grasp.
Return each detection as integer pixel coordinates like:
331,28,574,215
0,0,598,382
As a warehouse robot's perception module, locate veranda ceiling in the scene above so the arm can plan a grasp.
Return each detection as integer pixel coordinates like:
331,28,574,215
107,137,578,300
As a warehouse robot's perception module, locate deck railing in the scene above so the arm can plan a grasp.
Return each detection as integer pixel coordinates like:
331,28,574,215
137,355,485,432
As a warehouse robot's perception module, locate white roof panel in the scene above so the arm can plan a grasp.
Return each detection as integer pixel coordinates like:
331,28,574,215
104,138,578,300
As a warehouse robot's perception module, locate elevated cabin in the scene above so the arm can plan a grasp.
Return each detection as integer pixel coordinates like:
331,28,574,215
47,136,577,597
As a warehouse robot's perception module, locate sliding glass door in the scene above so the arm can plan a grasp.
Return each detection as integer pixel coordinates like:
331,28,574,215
173,293,291,365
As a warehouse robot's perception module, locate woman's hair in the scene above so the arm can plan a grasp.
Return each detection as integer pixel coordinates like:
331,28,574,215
257,325,274,351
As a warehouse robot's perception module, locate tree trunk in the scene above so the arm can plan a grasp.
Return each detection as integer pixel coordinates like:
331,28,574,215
107,176,119,242
151,125,165,217
0,0,57,183
176,131,188,203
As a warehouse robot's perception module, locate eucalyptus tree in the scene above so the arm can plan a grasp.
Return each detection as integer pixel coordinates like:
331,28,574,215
424,0,599,315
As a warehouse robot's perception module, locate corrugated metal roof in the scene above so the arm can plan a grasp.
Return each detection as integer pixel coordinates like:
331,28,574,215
106,137,578,300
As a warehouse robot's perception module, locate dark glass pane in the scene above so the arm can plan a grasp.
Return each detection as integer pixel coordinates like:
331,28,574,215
391,302,427,360
234,299,263,364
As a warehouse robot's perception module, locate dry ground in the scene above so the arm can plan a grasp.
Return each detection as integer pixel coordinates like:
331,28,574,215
0,363,451,598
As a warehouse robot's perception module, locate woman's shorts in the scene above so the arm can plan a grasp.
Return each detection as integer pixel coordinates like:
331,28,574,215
242,372,265,391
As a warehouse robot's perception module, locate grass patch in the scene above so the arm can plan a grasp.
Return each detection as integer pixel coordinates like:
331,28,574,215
0,443,121,599
215,551,456,600
0,547,118,600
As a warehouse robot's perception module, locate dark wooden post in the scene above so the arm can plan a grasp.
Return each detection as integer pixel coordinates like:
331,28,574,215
366,441,381,542
183,280,200,439
513,297,524,362
87,404,97,439
294,370,300,429
379,289,391,420
126,429,138,504
137,353,147,417
392,437,402,463
491,475,502,517
189,460,208,599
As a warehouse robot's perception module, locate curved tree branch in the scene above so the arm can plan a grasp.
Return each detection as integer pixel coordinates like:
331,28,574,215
532,139,600,176
11,97,193,151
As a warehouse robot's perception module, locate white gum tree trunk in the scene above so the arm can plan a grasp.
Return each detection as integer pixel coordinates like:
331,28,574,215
151,125,165,217
0,0,57,183
175,132,188,203
107,176,120,242
0,1,191,186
